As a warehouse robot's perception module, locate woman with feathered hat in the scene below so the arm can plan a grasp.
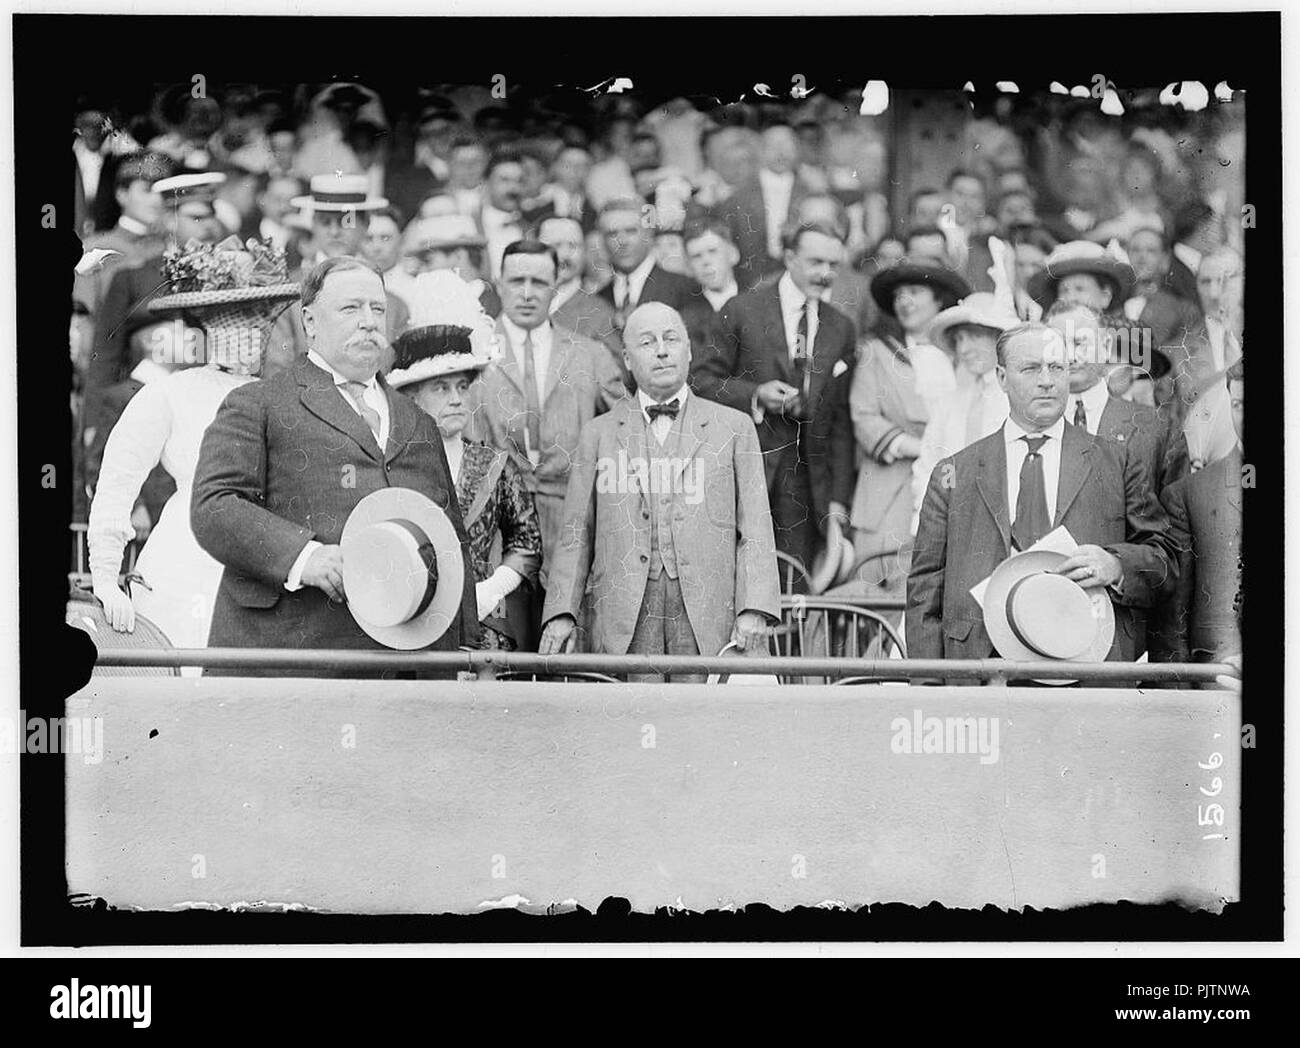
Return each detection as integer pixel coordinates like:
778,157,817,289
387,271,542,651
87,236,298,665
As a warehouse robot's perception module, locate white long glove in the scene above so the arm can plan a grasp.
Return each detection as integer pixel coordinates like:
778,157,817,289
475,565,524,621
91,572,136,633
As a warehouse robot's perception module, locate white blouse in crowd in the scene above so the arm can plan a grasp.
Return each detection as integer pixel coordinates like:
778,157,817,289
910,370,1009,534
87,366,254,652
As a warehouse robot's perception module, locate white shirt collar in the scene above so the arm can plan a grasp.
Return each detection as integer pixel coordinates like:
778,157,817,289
704,280,739,311
116,214,150,237
1073,379,1110,422
759,167,795,189
1004,414,1066,445
1173,242,1202,274
637,383,689,417
617,253,657,291
308,348,378,391
777,270,814,314
501,316,551,350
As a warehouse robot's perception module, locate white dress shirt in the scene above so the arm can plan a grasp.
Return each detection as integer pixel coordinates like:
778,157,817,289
758,168,795,259
612,254,657,311
777,271,818,363
638,384,689,445
285,350,392,590
1068,380,1111,435
1003,415,1066,529
703,279,739,313
501,316,553,398
1203,315,1241,374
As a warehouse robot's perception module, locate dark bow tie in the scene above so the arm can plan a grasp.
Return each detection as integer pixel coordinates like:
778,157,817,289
646,400,680,421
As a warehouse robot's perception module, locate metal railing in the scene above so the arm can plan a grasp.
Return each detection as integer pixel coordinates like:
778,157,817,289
88,647,1238,686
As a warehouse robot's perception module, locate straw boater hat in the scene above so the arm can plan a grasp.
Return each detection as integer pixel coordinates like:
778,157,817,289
148,235,299,372
290,172,388,213
387,270,500,388
340,488,466,650
982,549,1116,670
1027,239,1136,309
408,214,488,252
152,171,227,210
870,257,971,315
808,518,856,594
927,291,1022,354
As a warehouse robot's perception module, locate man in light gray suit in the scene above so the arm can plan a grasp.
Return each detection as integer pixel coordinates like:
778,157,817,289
463,238,627,586
540,303,781,679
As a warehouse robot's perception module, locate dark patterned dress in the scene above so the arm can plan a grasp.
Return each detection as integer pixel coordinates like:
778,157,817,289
453,440,542,650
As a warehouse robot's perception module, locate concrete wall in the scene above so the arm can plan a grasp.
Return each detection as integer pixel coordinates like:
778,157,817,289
65,679,1240,914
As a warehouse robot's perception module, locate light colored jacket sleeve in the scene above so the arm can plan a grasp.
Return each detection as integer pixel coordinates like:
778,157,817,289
849,340,905,462
539,420,600,625
733,414,781,623
87,380,174,586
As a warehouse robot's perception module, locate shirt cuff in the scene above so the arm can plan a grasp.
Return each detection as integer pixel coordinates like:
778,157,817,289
749,390,765,426
285,540,321,592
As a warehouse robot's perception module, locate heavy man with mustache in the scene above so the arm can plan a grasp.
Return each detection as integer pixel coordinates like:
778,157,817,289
192,256,478,674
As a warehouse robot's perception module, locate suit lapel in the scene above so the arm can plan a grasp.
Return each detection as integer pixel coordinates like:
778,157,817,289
616,400,650,510
543,330,571,406
974,430,1012,553
381,377,413,465
760,285,796,386
1054,423,1095,526
673,395,707,480
492,321,526,396
297,359,383,462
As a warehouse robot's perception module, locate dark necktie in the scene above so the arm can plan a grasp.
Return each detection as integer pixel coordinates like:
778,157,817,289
794,298,813,401
646,399,680,421
1011,434,1052,552
521,331,542,460
1073,397,1088,430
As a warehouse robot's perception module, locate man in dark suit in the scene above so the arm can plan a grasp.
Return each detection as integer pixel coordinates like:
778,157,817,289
595,197,715,361
1046,301,1189,492
1124,227,1204,352
908,322,1175,665
691,220,857,573
710,125,816,291
191,257,478,675
1150,360,1244,665
85,172,227,401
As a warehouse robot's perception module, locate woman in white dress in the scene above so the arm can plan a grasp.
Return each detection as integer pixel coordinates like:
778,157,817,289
88,236,299,659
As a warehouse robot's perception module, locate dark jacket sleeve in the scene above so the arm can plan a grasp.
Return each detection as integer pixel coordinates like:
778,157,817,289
690,299,757,412
1102,440,1178,609
1147,477,1193,662
190,383,315,588
808,324,857,521
906,457,952,661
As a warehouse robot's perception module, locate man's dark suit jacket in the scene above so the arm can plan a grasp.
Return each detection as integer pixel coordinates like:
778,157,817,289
709,175,815,291
191,357,478,675
1149,447,1243,663
907,422,1176,666
1095,393,1189,493
690,282,857,532
1134,287,1202,358
86,253,166,397
596,262,717,379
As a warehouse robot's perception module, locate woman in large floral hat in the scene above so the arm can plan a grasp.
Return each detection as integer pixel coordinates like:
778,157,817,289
387,270,542,651
87,236,298,666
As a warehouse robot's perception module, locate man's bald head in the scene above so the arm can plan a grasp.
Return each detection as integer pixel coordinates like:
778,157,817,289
623,302,691,401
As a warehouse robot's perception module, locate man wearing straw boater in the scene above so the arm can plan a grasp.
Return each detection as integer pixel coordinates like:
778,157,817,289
192,254,478,676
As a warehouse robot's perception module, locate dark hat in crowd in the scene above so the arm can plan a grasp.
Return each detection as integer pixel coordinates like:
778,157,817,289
870,257,972,315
